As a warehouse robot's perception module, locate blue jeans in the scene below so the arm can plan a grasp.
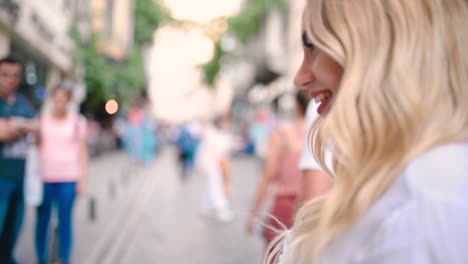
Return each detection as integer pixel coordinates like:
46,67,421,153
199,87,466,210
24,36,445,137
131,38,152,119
35,182,76,263
0,179,24,264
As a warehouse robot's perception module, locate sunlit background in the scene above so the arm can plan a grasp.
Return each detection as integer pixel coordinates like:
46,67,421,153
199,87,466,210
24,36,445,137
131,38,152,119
164,0,243,23
148,0,242,122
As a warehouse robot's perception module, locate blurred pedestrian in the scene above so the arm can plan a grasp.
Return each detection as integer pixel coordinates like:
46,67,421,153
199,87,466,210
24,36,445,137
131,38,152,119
246,92,308,245
124,98,157,165
216,116,234,199
196,116,238,222
296,101,331,206
0,55,37,264
35,82,88,264
141,110,157,163
275,1,468,264
219,157,232,198
249,110,276,160
176,122,201,181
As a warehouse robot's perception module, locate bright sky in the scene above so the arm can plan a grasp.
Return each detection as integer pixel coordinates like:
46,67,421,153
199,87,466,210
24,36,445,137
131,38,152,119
149,26,216,121
163,0,244,23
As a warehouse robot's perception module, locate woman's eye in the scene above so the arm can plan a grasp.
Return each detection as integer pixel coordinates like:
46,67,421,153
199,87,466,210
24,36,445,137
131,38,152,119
302,32,315,49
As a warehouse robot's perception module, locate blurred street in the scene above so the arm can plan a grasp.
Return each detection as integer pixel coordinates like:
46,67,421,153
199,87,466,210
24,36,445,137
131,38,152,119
16,146,265,264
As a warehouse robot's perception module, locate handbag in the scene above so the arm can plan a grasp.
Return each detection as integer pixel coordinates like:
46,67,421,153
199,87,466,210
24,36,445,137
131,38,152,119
25,144,43,206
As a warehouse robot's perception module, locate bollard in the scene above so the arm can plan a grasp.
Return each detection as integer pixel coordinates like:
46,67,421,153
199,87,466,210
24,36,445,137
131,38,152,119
89,197,97,222
50,224,59,263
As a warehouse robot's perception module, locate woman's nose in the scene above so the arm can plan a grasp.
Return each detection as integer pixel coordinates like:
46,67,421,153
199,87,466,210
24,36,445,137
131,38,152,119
294,64,314,89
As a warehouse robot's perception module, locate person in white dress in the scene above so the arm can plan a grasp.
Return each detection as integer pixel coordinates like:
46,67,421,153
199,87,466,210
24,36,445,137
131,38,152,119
271,0,468,263
196,117,240,222
297,101,331,205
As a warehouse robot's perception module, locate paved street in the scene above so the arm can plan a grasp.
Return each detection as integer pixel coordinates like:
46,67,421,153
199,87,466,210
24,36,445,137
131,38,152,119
16,146,267,264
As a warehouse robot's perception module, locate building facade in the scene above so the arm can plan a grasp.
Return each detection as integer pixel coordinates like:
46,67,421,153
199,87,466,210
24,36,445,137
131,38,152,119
90,0,134,61
0,0,76,107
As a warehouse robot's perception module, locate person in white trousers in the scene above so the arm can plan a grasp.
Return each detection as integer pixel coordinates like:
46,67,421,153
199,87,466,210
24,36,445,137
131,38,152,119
196,117,239,222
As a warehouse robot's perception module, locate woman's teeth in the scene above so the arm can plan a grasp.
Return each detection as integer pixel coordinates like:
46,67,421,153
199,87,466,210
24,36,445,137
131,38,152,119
314,92,331,103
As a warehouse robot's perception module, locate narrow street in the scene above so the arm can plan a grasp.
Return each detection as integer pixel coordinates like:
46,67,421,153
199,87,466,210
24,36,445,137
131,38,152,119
16,146,267,264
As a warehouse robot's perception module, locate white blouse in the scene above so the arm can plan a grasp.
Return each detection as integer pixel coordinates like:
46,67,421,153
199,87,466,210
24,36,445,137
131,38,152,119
287,143,468,264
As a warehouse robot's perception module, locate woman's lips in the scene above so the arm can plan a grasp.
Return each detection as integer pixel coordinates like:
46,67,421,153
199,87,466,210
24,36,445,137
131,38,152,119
310,90,332,115
317,98,330,115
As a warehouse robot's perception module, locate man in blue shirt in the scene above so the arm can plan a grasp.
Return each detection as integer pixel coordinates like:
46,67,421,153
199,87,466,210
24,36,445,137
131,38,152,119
0,56,37,264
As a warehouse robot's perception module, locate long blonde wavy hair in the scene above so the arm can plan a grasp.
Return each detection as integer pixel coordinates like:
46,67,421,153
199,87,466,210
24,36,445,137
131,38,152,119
270,0,468,263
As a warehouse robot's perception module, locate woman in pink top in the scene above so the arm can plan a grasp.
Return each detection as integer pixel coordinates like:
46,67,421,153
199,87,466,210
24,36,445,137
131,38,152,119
36,83,88,264
246,91,308,245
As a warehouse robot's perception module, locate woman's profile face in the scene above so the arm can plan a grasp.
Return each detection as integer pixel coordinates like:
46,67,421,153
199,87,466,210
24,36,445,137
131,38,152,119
52,89,71,114
294,32,343,115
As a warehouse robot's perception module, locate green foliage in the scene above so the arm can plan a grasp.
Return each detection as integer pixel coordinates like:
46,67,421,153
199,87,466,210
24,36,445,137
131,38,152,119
112,46,146,104
83,42,112,111
73,0,170,115
71,26,112,111
134,0,172,44
202,43,223,86
228,0,285,44
202,0,285,87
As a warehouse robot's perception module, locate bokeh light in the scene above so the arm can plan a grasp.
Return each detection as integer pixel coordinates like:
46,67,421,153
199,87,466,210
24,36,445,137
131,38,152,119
105,99,119,115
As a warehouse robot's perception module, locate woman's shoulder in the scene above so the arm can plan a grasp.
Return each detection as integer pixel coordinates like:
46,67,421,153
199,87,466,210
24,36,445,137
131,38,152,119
408,143,468,170
73,113,87,125
403,142,468,202
360,143,468,262
273,121,295,136
323,144,468,263
348,141,468,263
74,113,86,120
350,197,468,264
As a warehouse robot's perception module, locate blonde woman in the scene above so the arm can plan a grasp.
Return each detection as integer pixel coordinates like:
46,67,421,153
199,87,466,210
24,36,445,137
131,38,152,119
273,0,468,263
